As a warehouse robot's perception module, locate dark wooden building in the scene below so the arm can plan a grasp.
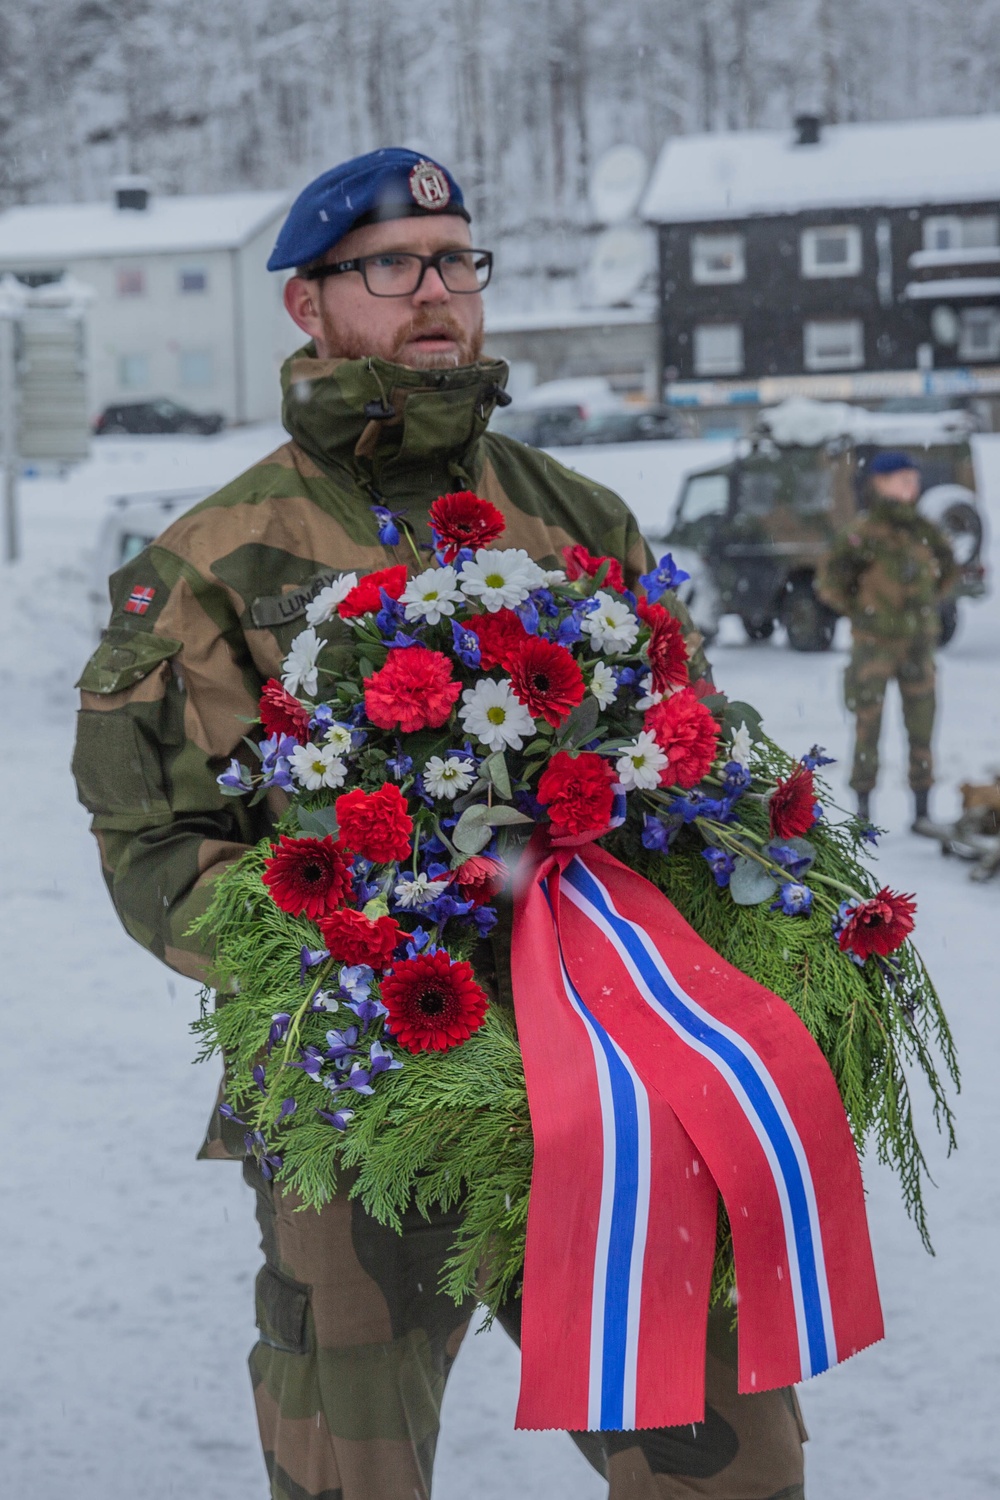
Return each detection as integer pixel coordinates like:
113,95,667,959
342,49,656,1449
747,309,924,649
642,113,1000,426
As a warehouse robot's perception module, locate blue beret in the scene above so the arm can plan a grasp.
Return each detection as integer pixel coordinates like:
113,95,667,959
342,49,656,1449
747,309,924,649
267,149,469,272
869,450,920,475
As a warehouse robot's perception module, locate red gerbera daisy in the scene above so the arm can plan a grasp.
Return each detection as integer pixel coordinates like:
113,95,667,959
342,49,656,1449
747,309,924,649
317,908,402,971
259,678,311,743
262,835,354,921
562,543,626,594
428,491,506,562
537,750,618,838
637,599,689,694
335,783,413,863
837,888,917,959
381,949,489,1052
769,766,818,839
508,636,585,727
644,688,719,789
337,564,409,620
454,854,507,907
364,646,462,733
467,609,530,671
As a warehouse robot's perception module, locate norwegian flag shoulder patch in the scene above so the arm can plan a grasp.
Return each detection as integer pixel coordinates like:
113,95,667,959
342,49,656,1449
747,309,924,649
125,585,156,616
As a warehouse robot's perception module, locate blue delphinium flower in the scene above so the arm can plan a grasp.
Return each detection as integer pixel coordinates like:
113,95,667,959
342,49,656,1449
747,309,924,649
346,994,389,1027
375,587,405,635
310,703,335,734
771,882,813,916
765,843,812,878
801,744,835,770
368,1040,404,1077
860,825,880,846
324,1026,360,1061
405,926,433,958
218,1101,244,1124
641,815,674,852
267,1012,291,1052
639,552,691,603
251,1064,267,1094
370,503,407,546
244,1130,282,1180
278,1098,297,1120
317,1106,355,1131
338,965,374,1003
473,905,498,937
614,666,638,688
217,758,252,793
386,747,414,780
669,792,734,823
721,760,752,794
300,945,329,982
516,598,540,634
259,733,297,792
702,848,736,887
451,619,482,668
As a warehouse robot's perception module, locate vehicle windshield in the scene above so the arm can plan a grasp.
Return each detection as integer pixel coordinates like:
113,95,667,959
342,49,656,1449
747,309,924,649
676,472,729,523
152,399,183,417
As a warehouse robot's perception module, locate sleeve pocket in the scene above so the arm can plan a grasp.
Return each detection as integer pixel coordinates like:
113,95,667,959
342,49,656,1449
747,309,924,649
72,711,172,818
76,627,181,695
254,1265,311,1355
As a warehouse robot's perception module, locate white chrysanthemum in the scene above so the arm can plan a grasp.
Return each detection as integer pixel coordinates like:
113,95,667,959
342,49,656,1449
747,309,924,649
539,568,567,588
730,721,752,767
305,574,359,626
589,660,618,710
635,672,664,711
458,547,544,612
423,754,477,800
616,731,669,792
400,564,463,624
393,873,453,909
459,677,536,752
324,723,354,755
282,627,323,697
289,742,348,791
580,591,640,656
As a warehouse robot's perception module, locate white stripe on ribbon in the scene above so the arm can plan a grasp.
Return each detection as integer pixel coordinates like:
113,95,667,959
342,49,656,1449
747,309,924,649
561,858,837,1380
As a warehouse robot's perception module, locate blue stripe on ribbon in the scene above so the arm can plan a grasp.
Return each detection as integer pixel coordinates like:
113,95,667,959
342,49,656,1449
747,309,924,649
563,858,831,1377
543,880,640,1427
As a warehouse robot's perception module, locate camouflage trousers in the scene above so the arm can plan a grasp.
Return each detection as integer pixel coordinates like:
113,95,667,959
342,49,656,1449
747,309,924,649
244,1159,807,1500
844,632,936,794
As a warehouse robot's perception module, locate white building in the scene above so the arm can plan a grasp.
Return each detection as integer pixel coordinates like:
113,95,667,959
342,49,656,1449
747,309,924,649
0,182,299,424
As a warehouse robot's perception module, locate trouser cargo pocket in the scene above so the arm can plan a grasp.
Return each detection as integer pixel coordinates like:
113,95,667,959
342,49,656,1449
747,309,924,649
254,1264,311,1355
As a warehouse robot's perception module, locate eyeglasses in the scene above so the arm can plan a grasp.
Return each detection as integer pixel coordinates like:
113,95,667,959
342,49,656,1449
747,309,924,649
303,248,493,297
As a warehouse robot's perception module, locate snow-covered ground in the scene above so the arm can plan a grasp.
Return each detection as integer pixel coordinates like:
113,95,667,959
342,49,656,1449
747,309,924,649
1,428,997,1499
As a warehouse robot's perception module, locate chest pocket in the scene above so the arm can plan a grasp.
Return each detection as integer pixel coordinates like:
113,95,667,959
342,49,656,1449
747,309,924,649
250,570,360,679
73,629,182,824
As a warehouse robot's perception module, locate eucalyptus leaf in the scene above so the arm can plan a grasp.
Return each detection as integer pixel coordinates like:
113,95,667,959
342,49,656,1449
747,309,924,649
482,806,533,828
720,700,764,741
729,855,778,906
556,694,600,751
768,836,817,872
482,751,512,801
296,807,340,838
452,803,494,854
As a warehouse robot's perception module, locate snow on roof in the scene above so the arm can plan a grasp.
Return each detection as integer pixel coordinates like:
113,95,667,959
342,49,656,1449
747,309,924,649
904,276,1000,299
0,191,289,264
485,303,654,334
759,396,975,447
642,115,1000,224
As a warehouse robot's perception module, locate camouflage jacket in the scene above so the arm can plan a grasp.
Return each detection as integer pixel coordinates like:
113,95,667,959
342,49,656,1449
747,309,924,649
815,498,957,640
73,347,705,985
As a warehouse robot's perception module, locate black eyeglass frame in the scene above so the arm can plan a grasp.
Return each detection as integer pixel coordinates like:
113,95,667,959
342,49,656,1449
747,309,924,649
301,248,494,297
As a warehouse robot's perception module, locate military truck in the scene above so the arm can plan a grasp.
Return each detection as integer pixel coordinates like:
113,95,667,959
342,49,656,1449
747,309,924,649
664,398,987,651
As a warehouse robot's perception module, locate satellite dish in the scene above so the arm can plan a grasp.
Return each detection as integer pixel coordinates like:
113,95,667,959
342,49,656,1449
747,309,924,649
587,225,655,306
589,145,649,224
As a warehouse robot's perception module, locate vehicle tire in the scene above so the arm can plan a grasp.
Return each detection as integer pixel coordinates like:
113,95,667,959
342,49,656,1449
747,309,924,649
780,579,837,652
741,617,775,641
938,597,959,646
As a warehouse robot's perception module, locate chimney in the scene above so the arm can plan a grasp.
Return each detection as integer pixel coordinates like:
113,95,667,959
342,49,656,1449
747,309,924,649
112,174,153,212
794,114,822,146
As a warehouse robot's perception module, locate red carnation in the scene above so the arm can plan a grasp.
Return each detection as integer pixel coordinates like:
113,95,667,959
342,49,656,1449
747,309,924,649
537,750,618,838
381,949,489,1052
837,888,917,960
262,835,354,921
338,564,408,619
467,609,530,671
637,599,689,694
454,854,507,907
769,766,818,839
318,908,402,971
562,543,626,594
335,783,413,864
429,491,506,562
509,637,585,727
644,688,719,789
259,678,311,743
364,646,462,733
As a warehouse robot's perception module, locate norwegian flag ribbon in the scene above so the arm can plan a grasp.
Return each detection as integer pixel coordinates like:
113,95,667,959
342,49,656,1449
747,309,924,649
510,834,883,1432
124,585,156,616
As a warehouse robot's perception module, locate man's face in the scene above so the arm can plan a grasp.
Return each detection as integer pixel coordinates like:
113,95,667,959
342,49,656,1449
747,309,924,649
871,467,921,504
283,215,485,369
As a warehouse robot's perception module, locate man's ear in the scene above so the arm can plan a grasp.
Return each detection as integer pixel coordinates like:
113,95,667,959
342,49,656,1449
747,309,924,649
283,276,325,342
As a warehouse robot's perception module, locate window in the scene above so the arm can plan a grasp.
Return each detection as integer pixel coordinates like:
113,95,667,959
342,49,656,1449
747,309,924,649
803,319,864,371
693,322,743,376
116,266,145,297
179,349,214,387
118,353,150,389
678,473,729,523
923,214,1000,252
179,267,208,293
959,308,1000,361
691,233,745,285
800,225,862,278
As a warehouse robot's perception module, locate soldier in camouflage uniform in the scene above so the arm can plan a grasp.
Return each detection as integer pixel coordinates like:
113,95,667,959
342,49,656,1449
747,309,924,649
72,149,807,1499
816,450,956,829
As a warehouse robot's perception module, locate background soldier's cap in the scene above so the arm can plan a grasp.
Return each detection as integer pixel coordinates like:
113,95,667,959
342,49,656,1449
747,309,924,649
267,148,470,272
869,450,921,475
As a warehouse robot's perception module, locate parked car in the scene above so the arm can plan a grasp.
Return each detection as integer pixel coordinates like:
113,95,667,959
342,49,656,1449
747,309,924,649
664,401,987,651
490,375,626,448
93,399,225,436
89,487,212,634
570,406,683,444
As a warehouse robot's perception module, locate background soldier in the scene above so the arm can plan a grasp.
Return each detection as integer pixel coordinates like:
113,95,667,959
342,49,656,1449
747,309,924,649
72,150,806,1500
816,450,956,829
